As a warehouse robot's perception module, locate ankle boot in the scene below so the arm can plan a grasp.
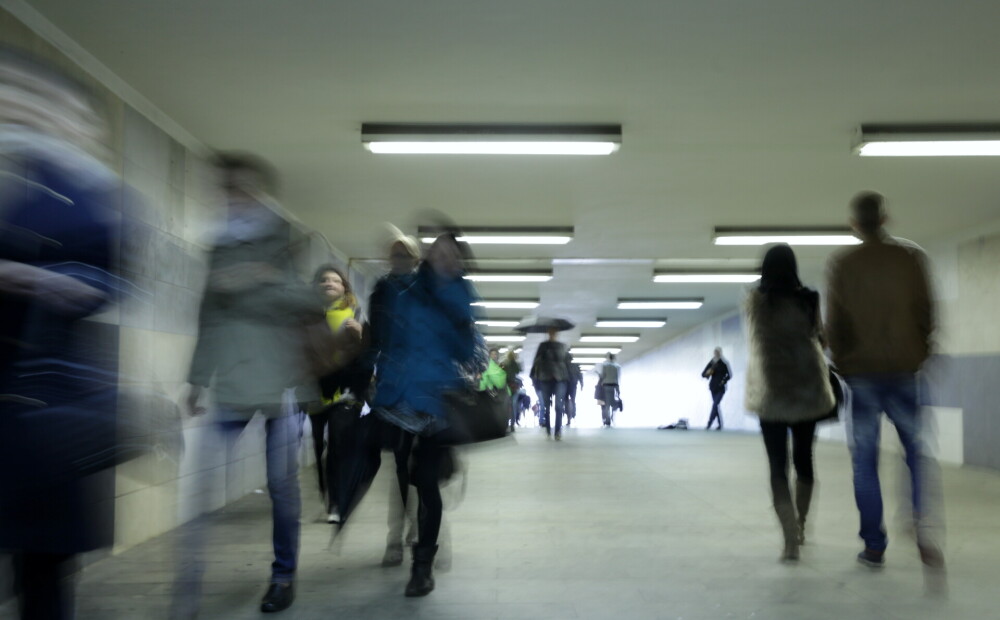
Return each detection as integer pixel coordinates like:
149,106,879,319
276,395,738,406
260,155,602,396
794,480,814,545
774,501,800,562
405,545,437,597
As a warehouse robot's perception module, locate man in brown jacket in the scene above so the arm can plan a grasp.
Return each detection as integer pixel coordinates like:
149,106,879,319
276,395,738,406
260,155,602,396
826,191,942,570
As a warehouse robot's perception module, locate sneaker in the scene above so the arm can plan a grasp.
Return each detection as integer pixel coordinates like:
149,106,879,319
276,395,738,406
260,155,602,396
327,510,341,524
554,433,561,441
918,543,945,569
857,548,885,568
382,544,404,567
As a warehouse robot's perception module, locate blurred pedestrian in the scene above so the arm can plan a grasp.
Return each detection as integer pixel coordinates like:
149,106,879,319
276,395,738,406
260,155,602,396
0,49,119,620
826,191,943,570
500,349,522,431
744,244,835,562
371,233,478,596
702,347,732,430
176,153,323,614
530,328,572,439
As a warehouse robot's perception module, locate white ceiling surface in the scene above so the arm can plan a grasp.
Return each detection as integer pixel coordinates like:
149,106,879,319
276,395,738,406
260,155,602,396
24,0,1000,362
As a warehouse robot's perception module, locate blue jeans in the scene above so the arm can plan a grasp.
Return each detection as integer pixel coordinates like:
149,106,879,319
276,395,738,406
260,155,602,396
176,410,302,590
846,374,923,552
536,380,567,434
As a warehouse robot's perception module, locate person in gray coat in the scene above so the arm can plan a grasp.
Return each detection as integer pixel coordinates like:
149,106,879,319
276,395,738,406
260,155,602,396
744,244,835,562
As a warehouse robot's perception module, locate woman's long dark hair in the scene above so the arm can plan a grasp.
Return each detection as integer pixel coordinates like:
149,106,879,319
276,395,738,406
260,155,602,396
758,244,802,294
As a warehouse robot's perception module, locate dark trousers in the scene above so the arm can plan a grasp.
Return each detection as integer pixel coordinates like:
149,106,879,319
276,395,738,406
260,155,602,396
309,411,337,512
12,552,75,620
760,420,817,507
411,435,447,550
707,389,725,429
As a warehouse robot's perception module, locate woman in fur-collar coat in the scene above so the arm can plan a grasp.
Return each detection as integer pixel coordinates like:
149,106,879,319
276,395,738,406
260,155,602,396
744,244,835,562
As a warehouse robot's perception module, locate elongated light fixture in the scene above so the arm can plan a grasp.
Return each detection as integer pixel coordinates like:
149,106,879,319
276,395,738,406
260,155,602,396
617,298,704,310
569,347,622,355
419,226,573,245
713,227,859,247
483,335,527,343
579,335,640,343
362,123,621,156
472,299,540,309
476,320,521,328
654,271,761,284
595,318,666,328
855,123,1000,157
465,270,553,283
572,357,606,364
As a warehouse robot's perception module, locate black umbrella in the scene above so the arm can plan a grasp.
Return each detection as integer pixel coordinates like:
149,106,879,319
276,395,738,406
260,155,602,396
329,402,383,528
514,316,575,333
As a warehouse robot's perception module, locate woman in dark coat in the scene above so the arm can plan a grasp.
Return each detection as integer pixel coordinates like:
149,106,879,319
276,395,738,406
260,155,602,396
744,244,835,562
371,233,478,597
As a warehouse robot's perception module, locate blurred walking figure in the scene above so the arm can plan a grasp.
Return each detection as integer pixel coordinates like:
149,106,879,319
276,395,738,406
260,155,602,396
0,49,119,620
530,328,573,439
175,153,323,615
309,265,363,524
500,349,522,431
598,353,622,427
367,226,420,567
565,358,584,427
744,244,835,562
371,232,479,597
702,347,732,430
826,192,943,571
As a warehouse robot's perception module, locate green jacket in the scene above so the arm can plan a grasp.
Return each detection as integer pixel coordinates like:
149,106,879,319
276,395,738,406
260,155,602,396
478,359,509,393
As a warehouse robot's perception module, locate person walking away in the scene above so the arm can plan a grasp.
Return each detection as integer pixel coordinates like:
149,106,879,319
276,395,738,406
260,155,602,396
598,354,622,427
530,328,572,439
702,348,732,430
366,227,421,567
744,244,835,562
371,233,478,597
565,359,584,427
825,191,943,571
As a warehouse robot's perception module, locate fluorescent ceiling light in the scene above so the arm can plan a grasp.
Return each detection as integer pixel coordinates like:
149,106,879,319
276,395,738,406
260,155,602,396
654,273,761,283
476,320,521,328
595,319,666,328
472,300,540,309
465,271,553,283
572,357,606,364
419,226,574,246
483,335,527,343
579,364,595,371
713,227,859,247
362,123,621,156
855,123,1000,157
579,335,640,343
617,298,704,310
569,347,622,355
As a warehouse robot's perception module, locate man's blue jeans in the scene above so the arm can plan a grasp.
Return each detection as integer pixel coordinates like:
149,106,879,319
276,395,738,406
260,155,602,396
536,380,567,434
846,374,923,552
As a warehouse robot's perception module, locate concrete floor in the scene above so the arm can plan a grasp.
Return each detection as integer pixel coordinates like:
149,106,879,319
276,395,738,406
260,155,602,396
3,427,999,620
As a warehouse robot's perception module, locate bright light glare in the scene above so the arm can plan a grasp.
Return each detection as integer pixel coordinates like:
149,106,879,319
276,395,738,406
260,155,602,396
476,320,521,328
569,347,622,355
654,274,761,283
421,236,572,245
472,301,540,309
366,141,619,155
859,140,1000,157
713,236,860,246
617,301,703,310
483,335,527,343
579,365,595,371
465,274,553,282
595,320,665,328
579,336,640,343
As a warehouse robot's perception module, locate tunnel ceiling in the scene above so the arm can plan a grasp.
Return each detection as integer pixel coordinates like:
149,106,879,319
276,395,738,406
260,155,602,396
22,0,1000,362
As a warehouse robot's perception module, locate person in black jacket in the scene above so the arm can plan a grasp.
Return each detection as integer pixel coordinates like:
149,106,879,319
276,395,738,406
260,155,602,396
702,347,732,430
530,328,572,440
